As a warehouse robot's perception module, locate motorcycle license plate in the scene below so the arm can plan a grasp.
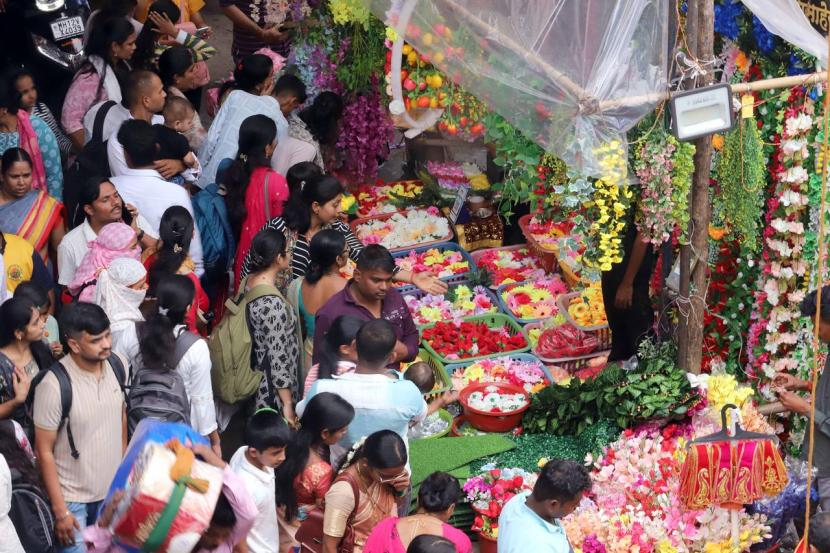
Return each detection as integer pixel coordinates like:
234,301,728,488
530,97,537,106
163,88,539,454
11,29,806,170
50,16,84,41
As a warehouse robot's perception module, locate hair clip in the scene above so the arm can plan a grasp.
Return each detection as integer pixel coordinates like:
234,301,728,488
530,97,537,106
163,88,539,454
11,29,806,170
239,153,248,163
158,306,169,316
173,244,183,253
300,180,306,191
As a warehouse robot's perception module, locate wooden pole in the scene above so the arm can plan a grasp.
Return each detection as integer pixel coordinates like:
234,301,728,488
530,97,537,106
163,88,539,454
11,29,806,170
678,0,714,374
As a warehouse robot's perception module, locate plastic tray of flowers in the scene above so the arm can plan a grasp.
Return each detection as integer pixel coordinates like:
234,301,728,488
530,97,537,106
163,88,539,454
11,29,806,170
392,242,477,293
401,280,501,328
350,208,454,252
495,276,570,325
469,244,550,289
524,321,611,372
419,313,530,365
518,214,561,273
444,353,554,393
557,291,610,332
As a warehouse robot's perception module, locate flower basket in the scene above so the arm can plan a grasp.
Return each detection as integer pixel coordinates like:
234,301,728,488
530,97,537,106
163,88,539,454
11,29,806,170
409,408,453,440
350,208,454,252
401,280,501,327
495,276,569,325
355,179,423,218
470,244,549,289
459,382,530,432
558,291,609,332
420,313,529,364
404,348,452,399
518,214,560,273
392,242,477,290
445,353,554,392
524,322,611,372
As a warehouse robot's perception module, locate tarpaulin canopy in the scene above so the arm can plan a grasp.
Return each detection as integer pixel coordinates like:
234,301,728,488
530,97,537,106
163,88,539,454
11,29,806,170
375,0,670,176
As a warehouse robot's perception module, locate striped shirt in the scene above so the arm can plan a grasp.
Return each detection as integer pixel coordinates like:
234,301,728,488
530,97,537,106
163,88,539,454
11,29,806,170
241,218,364,280
32,353,128,503
32,102,73,156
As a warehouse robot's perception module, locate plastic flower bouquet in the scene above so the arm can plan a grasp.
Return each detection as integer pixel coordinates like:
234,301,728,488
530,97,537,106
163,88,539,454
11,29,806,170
500,276,569,321
403,285,496,326
453,356,549,393
394,248,470,282
354,207,451,250
476,247,548,287
464,466,537,539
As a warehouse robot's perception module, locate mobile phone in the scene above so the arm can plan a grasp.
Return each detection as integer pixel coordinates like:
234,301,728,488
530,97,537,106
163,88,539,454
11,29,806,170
195,26,210,39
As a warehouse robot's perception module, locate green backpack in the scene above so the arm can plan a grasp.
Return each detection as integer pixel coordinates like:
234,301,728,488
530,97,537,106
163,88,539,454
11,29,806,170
209,283,278,404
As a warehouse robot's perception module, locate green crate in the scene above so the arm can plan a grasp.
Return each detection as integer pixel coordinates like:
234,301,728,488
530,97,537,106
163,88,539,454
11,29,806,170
420,313,530,365
402,348,452,398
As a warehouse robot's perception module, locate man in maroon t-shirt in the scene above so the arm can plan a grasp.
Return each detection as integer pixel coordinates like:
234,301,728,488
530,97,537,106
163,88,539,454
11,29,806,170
313,245,419,370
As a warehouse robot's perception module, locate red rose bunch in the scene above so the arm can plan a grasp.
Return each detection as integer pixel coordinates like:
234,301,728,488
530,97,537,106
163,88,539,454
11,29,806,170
423,321,527,360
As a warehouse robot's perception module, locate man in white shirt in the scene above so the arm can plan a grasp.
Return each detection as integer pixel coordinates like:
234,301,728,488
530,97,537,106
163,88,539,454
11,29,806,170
57,178,158,287
85,69,200,182
110,119,205,275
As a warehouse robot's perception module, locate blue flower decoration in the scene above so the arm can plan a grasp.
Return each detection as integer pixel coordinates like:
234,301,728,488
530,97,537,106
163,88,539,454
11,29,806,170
714,0,742,41
752,16,776,54
788,53,810,76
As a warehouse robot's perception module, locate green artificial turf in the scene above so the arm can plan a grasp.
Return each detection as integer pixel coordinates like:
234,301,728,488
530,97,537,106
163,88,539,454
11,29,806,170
410,435,516,486
470,419,621,473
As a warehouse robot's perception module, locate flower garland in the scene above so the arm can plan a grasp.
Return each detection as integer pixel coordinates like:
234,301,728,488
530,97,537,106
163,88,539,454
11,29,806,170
746,97,814,391
584,141,632,271
716,115,767,252
633,130,694,245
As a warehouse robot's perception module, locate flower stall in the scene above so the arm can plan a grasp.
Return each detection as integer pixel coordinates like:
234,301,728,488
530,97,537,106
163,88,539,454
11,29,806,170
283,1,830,550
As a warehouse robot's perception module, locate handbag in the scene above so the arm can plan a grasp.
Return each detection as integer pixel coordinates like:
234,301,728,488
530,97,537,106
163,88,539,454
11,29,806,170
296,472,360,553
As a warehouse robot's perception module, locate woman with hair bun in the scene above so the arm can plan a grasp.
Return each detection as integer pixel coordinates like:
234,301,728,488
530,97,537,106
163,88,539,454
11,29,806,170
364,471,472,553
243,227,301,425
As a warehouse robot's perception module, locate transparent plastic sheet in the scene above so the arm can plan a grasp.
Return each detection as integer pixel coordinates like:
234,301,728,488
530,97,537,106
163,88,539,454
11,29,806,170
373,0,670,176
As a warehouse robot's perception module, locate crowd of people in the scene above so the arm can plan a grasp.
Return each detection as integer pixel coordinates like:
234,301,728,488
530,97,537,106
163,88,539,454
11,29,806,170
0,1,599,552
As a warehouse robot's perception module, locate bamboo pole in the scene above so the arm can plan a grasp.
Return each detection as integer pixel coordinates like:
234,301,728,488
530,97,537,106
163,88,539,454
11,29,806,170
440,0,591,104
678,0,714,374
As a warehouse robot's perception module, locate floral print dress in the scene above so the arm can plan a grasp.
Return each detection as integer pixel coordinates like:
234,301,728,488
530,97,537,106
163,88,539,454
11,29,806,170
248,294,301,410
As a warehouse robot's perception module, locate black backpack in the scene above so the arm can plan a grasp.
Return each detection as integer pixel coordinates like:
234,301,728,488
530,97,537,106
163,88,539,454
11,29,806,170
8,468,57,553
127,327,198,435
28,353,127,459
64,100,116,229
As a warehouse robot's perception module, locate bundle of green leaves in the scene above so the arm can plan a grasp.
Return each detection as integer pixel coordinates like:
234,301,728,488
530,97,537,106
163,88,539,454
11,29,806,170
523,339,699,435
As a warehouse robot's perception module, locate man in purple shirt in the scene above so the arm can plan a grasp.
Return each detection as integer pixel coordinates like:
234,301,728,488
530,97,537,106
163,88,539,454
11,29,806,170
313,245,419,370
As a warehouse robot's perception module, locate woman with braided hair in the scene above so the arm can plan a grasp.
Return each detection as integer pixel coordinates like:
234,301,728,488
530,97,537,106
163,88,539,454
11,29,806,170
142,205,209,335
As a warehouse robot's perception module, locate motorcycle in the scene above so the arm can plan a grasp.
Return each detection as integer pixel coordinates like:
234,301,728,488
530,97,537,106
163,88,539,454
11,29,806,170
24,0,89,73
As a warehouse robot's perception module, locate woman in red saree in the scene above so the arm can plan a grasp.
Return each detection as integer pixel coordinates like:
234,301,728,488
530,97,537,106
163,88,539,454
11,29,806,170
223,114,289,289
275,392,355,553
0,149,64,264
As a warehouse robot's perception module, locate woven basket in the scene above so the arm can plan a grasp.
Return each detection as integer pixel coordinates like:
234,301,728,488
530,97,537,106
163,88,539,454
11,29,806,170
518,214,560,273
406,347,452,398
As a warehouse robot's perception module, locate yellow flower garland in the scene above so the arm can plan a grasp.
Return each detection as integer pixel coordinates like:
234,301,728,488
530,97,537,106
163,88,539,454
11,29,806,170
585,141,633,271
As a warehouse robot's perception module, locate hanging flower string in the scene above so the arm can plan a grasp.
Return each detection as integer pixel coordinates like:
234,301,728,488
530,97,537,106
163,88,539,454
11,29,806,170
583,141,632,271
